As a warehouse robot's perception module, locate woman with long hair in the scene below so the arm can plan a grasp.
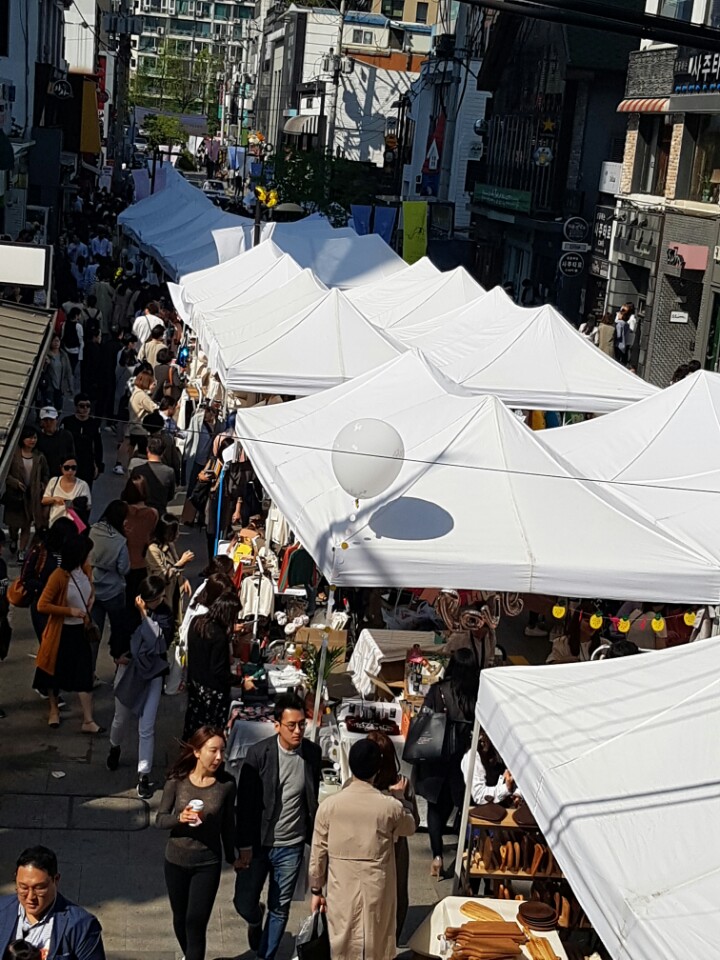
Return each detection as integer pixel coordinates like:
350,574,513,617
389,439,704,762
34,534,103,732
121,475,158,611
597,311,615,357
4,426,49,560
89,500,130,664
183,593,240,741
178,559,235,652
367,731,420,942
155,727,237,960
23,518,77,645
146,514,194,614
41,455,92,528
414,647,480,879
118,368,158,470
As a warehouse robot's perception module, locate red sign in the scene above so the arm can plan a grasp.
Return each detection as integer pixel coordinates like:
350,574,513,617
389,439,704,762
666,243,708,272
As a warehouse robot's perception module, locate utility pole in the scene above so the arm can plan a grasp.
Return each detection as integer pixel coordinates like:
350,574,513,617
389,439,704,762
324,0,348,157
110,0,133,194
437,1,468,201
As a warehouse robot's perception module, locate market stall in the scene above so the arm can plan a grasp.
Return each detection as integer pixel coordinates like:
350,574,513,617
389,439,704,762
348,628,439,697
234,351,720,600
474,642,720,960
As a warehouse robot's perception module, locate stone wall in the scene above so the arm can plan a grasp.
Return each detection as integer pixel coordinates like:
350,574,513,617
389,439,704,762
625,47,676,99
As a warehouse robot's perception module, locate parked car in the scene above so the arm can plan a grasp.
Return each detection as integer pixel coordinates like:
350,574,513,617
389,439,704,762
202,179,228,203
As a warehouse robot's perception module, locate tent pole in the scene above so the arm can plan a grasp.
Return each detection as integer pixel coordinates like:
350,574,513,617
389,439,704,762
453,710,481,893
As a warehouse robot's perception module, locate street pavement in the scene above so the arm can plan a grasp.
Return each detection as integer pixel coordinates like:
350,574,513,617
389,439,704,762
0,429,548,959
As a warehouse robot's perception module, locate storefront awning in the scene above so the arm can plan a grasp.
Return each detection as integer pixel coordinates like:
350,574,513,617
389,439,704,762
617,97,670,113
283,114,319,136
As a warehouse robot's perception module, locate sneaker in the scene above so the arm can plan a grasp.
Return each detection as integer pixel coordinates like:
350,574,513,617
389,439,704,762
0,707,6,719
106,745,121,771
137,775,153,799
247,904,266,952
524,626,549,638
113,465,124,475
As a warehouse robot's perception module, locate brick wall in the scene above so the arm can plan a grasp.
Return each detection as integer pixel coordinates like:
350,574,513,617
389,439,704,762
645,212,719,385
625,47,676,98
665,120,684,200
620,118,639,195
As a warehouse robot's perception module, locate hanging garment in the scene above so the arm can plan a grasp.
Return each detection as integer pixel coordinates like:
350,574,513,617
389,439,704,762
240,574,275,618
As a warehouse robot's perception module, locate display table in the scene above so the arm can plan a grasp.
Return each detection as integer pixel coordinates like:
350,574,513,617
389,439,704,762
408,896,568,959
348,628,439,696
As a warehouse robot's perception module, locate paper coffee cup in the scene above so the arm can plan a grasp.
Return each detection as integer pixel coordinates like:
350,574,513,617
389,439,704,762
187,799,204,826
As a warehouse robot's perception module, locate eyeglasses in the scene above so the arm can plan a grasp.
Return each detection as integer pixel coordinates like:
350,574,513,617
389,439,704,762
77,403,91,409
62,464,77,471
281,720,307,731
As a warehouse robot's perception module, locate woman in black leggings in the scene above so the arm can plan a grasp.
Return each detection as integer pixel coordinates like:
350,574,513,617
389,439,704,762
156,726,237,960
414,647,480,879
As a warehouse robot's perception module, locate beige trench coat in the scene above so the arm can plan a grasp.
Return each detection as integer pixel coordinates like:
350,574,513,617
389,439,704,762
309,778,417,960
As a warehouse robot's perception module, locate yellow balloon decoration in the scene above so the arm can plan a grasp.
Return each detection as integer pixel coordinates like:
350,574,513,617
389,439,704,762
618,617,631,634
255,185,267,203
340,541,349,551
684,611,696,627
589,613,603,630
266,189,279,208
552,604,566,619
651,615,665,633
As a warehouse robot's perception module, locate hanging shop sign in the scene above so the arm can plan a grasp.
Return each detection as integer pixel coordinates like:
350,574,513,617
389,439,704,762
592,205,614,261
49,79,73,100
666,242,709,272
590,256,609,279
558,252,585,277
473,183,531,213
674,49,720,93
563,216,589,243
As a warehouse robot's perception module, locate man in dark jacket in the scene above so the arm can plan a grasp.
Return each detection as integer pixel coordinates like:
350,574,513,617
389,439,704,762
0,845,105,959
61,394,104,487
234,692,322,960
36,407,76,478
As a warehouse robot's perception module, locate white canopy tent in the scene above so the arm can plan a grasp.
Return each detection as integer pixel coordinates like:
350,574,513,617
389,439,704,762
213,226,406,288
212,219,356,262
540,370,720,555
474,642,720,960
168,240,288,322
118,168,242,279
234,352,720,600
387,288,659,413
345,264,484,329
217,288,402,395
201,270,328,372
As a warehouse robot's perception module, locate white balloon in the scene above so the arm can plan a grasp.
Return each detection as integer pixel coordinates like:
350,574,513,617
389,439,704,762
331,419,404,500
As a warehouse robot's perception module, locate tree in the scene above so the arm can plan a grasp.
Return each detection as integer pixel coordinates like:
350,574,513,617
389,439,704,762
271,148,382,224
131,43,223,116
142,114,188,150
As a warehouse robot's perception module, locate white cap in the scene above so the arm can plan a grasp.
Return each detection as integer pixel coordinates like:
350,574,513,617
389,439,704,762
39,406,59,420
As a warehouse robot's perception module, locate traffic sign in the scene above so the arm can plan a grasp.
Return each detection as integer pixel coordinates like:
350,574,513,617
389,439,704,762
558,252,585,277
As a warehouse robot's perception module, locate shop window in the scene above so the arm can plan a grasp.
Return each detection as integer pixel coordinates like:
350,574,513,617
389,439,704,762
682,114,720,202
707,0,720,26
381,0,406,18
351,29,374,44
415,1,428,22
658,0,693,20
633,116,672,196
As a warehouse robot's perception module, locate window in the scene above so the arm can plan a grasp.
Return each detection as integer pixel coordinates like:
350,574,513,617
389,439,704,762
415,1,428,22
351,28,373,44
381,0,405,18
707,0,720,27
658,0,693,20
633,116,672,196
684,115,720,202
0,0,9,56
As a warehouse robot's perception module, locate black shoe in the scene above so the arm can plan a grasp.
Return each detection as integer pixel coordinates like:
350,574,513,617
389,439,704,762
248,904,265,952
137,775,153,799
106,745,121,771
0,707,6,719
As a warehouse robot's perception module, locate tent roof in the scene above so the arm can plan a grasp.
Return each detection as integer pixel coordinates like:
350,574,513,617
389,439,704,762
346,264,484,328
212,219,355,261
204,270,328,373
234,351,720,599
218,288,402,395
391,288,659,413
477,642,720,960
540,370,720,556
213,226,405,288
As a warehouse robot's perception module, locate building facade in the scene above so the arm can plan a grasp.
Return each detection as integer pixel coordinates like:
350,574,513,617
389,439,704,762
608,0,720,384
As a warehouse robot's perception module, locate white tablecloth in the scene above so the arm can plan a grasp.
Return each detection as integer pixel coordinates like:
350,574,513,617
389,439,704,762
348,628,437,697
408,896,569,959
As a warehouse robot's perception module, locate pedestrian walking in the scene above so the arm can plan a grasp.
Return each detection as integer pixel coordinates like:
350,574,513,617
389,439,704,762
233,692,322,960
309,738,417,960
0,846,105,959
146,515,193,615
3,427,49,560
596,311,615,357
36,407,75,479
183,592,238,739
34,534,104,732
120,476,158,612
130,435,176,513
61,394,104,488
41,456,91,529
88,500,130,665
155,727,237,960
22,518,77,645
44,335,74,411
107,575,174,799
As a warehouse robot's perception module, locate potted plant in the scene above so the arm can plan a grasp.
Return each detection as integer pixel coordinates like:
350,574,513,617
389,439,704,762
301,643,346,719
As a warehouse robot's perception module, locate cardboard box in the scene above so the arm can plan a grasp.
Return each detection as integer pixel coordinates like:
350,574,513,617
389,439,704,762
295,627,348,674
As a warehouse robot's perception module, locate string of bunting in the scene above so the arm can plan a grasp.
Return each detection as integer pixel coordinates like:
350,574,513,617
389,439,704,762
550,602,697,633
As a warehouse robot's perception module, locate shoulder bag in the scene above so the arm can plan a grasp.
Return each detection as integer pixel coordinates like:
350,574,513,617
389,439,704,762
71,573,102,646
402,687,451,765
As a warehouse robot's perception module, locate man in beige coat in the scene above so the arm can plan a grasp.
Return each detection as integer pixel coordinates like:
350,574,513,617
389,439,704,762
309,738,417,959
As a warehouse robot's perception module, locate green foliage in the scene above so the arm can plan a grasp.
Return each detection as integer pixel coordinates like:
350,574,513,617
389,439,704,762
271,148,382,225
176,148,197,171
301,643,346,693
142,113,188,149
132,43,223,116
